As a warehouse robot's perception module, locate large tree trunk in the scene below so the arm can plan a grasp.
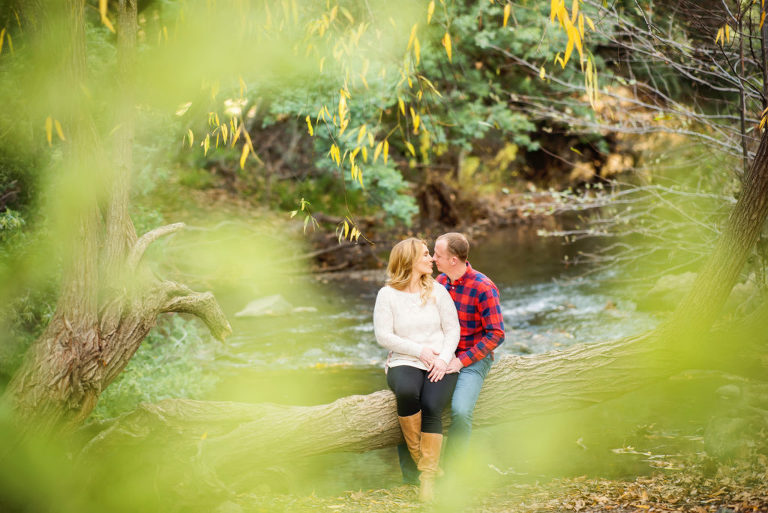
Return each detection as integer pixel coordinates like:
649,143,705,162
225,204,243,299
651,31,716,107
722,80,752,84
2,0,231,433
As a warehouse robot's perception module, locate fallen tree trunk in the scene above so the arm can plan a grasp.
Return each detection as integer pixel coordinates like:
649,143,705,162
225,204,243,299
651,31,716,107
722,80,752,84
81,331,688,481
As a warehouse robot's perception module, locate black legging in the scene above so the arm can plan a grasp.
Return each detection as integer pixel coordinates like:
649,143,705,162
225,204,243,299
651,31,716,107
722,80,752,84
386,365,459,434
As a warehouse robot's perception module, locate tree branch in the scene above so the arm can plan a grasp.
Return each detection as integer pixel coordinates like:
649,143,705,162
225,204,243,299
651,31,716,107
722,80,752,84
127,223,185,270
157,281,232,342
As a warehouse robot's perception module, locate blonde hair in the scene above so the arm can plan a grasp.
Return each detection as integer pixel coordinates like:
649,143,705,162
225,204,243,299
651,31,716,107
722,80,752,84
386,238,434,305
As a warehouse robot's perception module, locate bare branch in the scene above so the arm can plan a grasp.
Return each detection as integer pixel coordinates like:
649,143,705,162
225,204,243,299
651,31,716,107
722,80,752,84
127,223,185,270
157,281,232,342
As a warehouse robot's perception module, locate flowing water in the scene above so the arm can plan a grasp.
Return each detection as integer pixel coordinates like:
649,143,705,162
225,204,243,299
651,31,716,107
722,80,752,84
209,223,659,404
202,222,665,492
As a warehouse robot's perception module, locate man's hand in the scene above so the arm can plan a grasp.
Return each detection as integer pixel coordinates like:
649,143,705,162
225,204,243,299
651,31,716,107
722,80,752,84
419,347,439,369
446,357,464,374
428,359,448,382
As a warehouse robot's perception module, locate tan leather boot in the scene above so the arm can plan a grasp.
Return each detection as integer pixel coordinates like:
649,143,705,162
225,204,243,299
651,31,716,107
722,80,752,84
417,432,443,502
398,411,422,466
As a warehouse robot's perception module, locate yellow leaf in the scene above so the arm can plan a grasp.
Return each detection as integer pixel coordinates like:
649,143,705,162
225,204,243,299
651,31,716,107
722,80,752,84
240,144,249,169
221,123,228,143
201,432,208,440
585,15,595,31
539,66,546,80
413,114,420,134
357,124,367,144
239,76,247,96
187,129,194,147
338,94,347,122
329,144,339,165
231,125,241,147
556,1,568,27
344,220,350,239
554,52,565,68
367,132,375,147
362,146,368,162
407,23,418,51
761,11,766,30
340,6,354,23
563,38,573,66
578,13,584,37
442,32,452,62
383,139,389,164
351,147,360,165
405,141,416,156
550,0,558,23
203,134,210,156
427,0,435,23
398,97,406,116
99,0,115,33
44,116,52,146
503,4,511,27
54,120,65,141
306,115,314,136
569,22,583,60
725,24,730,43
0,28,5,55
414,37,421,65
715,27,724,45
571,0,579,22
592,60,599,102
374,141,383,162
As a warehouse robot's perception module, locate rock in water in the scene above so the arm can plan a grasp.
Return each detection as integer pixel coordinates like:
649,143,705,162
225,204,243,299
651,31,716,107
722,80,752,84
235,295,294,317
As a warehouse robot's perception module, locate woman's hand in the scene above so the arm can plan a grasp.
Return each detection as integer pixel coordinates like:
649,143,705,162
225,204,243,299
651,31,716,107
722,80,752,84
419,347,439,369
428,358,448,382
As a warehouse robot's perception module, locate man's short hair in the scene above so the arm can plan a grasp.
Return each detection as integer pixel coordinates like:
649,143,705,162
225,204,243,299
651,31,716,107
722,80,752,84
438,232,469,262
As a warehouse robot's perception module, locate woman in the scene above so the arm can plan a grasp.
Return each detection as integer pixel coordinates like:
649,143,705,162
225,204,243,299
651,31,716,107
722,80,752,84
373,238,460,501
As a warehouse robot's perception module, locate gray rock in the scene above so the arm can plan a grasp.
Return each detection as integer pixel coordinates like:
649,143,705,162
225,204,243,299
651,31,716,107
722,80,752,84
715,384,741,401
511,342,533,354
234,295,294,317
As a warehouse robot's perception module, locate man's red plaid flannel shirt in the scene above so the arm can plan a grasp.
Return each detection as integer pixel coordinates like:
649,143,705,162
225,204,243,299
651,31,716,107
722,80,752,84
436,262,505,367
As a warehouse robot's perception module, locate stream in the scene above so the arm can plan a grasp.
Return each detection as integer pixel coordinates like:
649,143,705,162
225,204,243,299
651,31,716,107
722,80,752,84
199,222,666,493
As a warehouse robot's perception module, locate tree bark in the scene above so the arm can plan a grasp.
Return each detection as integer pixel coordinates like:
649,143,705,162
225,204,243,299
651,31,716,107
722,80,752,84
2,0,231,433
78,323,768,489
664,126,768,341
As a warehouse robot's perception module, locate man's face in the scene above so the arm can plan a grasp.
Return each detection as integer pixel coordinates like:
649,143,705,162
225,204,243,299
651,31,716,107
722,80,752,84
433,239,453,274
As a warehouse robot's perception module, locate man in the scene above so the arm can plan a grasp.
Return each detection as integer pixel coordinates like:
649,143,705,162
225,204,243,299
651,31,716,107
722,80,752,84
397,232,505,482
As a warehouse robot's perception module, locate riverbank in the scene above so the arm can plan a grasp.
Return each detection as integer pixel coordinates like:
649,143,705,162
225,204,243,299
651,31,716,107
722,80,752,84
218,449,768,513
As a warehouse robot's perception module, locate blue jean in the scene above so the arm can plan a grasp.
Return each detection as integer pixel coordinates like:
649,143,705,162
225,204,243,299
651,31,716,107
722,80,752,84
445,355,493,461
395,356,493,481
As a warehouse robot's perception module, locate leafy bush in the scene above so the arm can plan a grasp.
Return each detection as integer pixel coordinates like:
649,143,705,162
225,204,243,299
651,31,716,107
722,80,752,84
91,315,219,421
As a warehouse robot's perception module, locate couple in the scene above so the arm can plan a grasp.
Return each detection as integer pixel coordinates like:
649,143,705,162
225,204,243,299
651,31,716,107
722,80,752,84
372,232,505,501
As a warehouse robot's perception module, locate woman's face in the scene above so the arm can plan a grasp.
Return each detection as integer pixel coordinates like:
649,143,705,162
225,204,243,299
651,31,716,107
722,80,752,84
412,243,434,277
